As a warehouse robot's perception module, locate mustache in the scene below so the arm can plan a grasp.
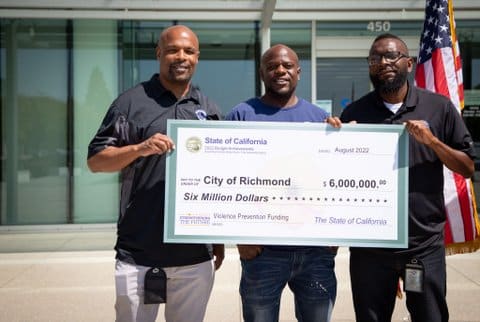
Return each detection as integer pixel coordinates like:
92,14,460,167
170,62,190,68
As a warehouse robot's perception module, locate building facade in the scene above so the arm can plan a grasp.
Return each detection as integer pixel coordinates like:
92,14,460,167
1,0,480,227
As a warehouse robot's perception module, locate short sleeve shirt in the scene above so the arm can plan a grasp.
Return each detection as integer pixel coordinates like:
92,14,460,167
340,82,475,253
88,74,222,267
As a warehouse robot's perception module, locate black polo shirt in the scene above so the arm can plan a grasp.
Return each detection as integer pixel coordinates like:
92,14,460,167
88,74,222,267
340,82,475,254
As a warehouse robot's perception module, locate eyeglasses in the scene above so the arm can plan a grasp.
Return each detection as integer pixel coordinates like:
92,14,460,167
366,51,409,66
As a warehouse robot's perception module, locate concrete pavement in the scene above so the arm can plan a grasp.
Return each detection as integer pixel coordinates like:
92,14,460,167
0,228,479,322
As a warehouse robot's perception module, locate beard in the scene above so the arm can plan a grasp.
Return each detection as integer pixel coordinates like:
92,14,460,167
370,68,408,95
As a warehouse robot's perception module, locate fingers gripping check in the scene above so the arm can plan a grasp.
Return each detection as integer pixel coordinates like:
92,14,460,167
138,133,176,157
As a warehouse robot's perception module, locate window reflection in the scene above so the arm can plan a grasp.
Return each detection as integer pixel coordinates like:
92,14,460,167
1,18,480,226
1,19,68,224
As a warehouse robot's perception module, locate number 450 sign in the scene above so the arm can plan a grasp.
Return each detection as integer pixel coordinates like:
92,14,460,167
367,21,391,32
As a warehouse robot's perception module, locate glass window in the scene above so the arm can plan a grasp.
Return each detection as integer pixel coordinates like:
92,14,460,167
121,21,257,116
73,20,119,223
457,20,480,194
1,19,69,224
315,19,480,212
271,22,312,102
2,16,479,226
120,20,173,91
186,21,257,115
1,19,259,226
316,58,370,117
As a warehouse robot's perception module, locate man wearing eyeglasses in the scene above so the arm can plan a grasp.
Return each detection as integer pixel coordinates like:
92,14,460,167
340,33,475,322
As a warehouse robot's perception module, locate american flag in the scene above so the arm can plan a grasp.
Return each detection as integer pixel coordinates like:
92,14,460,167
415,0,480,253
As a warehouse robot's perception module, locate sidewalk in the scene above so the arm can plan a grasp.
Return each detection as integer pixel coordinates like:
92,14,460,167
0,229,479,322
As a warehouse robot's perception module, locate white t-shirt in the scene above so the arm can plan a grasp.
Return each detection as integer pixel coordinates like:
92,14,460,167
383,101,403,114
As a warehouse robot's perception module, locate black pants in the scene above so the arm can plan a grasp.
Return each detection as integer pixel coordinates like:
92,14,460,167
349,245,448,322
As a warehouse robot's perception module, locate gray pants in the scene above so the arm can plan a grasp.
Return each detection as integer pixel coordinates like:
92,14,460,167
115,259,215,322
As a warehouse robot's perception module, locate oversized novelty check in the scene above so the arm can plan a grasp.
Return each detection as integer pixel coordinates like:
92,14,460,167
164,120,409,248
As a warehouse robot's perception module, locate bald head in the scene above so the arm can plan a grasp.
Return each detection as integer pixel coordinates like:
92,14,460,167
158,25,199,50
261,44,299,67
370,33,409,56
